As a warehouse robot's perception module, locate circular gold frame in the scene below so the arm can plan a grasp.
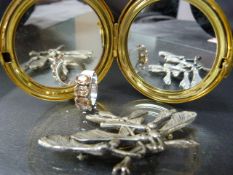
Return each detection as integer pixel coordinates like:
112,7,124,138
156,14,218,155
118,0,233,103
0,0,114,101
0,0,232,103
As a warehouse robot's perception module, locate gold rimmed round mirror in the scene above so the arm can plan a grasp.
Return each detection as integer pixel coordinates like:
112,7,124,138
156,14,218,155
118,0,233,103
0,0,114,101
1,0,232,103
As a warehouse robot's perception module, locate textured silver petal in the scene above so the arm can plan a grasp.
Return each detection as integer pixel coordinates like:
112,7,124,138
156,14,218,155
179,71,191,90
164,139,199,148
191,67,203,87
71,129,120,142
163,71,172,85
159,111,197,135
148,109,177,128
38,135,108,156
71,129,150,142
100,122,147,131
126,110,148,120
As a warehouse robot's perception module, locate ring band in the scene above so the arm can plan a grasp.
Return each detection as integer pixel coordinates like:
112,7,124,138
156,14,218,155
51,57,84,86
74,70,98,112
51,58,68,85
50,54,98,112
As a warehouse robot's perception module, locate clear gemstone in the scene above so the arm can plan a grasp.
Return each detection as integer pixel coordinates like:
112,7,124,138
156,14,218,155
75,97,92,111
74,85,89,97
76,75,91,85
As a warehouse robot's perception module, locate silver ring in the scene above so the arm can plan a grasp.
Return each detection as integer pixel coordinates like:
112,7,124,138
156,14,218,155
74,70,98,112
51,58,68,85
51,57,84,86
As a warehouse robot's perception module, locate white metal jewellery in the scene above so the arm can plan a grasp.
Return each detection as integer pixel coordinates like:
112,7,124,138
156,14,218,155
148,51,210,89
74,70,98,112
38,108,198,175
135,45,149,73
24,45,93,83
136,47,210,89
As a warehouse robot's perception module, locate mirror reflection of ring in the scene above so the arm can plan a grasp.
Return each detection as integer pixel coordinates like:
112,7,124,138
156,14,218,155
52,58,72,86
0,0,232,103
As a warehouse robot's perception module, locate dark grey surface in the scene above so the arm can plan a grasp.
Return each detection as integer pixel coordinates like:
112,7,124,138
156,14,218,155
0,61,233,175
0,66,15,98
0,1,233,174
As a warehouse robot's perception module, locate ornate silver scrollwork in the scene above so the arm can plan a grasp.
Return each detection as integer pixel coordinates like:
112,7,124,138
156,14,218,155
38,109,199,175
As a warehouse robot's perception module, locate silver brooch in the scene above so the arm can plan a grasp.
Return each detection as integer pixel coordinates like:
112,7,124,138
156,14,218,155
135,47,210,89
148,51,210,89
38,109,198,175
24,45,93,83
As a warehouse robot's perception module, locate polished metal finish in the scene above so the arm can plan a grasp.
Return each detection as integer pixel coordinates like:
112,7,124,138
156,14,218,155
117,0,233,103
135,45,149,73
0,0,232,102
38,109,198,175
147,51,210,89
24,45,93,84
74,70,98,112
0,0,114,101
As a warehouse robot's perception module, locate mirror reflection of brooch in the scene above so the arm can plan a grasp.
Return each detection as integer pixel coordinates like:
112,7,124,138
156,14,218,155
148,51,210,89
24,45,93,83
135,45,210,89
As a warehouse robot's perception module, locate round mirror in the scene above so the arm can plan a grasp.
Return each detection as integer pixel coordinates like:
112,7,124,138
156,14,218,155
15,0,104,87
0,0,114,101
118,0,232,103
128,0,216,91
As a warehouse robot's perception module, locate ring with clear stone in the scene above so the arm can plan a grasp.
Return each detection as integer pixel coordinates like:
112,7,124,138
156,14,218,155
74,70,98,112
